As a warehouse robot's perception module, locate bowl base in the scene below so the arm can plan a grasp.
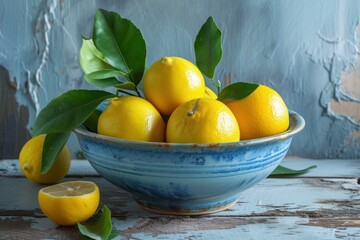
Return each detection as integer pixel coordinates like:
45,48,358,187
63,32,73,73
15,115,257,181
136,197,239,216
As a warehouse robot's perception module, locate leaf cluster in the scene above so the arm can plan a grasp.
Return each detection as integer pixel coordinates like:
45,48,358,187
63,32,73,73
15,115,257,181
33,9,147,173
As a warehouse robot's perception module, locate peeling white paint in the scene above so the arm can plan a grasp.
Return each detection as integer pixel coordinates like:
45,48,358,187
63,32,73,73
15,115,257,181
321,178,360,192
339,57,360,100
330,100,360,123
351,130,360,141
32,0,58,114
323,23,360,128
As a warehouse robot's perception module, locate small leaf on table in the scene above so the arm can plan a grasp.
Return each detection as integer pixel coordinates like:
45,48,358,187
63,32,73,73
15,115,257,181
218,82,259,100
270,165,317,177
194,16,222,80
93,8,146,85
78,205,119,240
32,90,115,136
41,131,71,174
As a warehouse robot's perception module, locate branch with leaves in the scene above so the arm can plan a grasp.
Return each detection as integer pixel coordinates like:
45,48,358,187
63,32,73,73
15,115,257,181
33,9,147,173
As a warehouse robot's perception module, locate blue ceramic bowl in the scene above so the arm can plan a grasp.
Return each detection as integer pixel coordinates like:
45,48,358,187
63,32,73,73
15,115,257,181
74,111,304,215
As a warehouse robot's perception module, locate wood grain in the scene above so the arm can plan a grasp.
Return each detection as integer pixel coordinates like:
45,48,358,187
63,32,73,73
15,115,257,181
2,216,360,240
1,159,360,239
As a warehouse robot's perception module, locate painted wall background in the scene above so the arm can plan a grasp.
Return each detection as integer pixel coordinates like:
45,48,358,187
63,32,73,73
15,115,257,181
1,0,360,159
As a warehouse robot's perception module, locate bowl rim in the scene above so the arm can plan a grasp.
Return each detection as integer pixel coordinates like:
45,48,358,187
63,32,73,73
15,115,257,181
74,110,305,149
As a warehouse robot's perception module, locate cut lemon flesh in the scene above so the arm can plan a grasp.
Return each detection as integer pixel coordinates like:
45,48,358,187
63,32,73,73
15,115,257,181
38,181,100,226
40,181,97,197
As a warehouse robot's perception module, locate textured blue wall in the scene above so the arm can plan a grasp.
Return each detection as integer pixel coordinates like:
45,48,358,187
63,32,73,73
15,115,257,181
1,0,360,158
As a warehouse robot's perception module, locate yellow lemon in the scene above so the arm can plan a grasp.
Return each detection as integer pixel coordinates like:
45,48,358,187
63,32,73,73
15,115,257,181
19,135,70,184
204,86,217,99
166,98,240,143
97,96,166,142
143,56,205,116
224,84,289,140
38,181,100,226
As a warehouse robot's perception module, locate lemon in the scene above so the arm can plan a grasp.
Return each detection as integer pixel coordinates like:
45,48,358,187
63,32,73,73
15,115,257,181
97,96,166,142
143,56,205,116
166,98,240,143
19,135,70,184
38,181,100,226
204,86,217,99
224,84,289,140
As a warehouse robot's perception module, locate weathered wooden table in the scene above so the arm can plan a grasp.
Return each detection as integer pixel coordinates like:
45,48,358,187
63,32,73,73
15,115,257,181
1,158,360,239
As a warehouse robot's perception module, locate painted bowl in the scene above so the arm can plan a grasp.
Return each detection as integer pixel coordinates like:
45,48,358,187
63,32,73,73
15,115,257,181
74,111,304,215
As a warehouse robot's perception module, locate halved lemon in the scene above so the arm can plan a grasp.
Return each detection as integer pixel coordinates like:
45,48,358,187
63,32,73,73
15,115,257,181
38,181,100,226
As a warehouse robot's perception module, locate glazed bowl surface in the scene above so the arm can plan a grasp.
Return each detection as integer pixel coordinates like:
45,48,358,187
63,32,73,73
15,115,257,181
74,111,305,215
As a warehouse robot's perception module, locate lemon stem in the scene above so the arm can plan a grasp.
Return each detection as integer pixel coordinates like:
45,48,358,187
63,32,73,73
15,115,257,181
216,79,221,95
211,79,221,95
187,99,200,116
116,89,137,97
134,87,142,97
116,87,142,97
23,162,30,171
161,57,172,65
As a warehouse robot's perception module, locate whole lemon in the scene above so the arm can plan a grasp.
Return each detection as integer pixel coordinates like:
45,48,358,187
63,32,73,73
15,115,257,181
97,96,166,142
166,98,240,143
143,57,205,116
38,181,100,226
224,84,289,140
19,135,71,184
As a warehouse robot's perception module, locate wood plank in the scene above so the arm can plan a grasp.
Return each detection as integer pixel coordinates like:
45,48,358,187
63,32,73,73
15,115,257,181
1,216,360,240
279,158,360,177
0,159,99,177
1,159,360,238
2,158,360,178
1,176,359,218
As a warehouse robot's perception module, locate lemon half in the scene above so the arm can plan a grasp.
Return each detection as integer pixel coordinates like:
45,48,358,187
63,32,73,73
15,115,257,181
38,181,100,226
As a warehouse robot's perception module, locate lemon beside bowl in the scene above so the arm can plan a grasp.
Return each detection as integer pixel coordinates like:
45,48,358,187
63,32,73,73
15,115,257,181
74,111,304,215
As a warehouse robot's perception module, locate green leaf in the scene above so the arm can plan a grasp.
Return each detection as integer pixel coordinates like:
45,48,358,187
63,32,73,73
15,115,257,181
194,16,222,79
218,82,259,100
83,110,102,133
85,69,126,80
270,165,317,177
80,39,128,89
108,230,121,240
32,90,115,136
114,82,136,91
78,205,118,240
85,69,125,88
80,38,113,75
93,9,146,85
41,131,71,174
85,77,122,88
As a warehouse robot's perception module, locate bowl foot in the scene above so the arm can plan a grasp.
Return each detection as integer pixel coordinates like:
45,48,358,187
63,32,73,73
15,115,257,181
136,197,239,216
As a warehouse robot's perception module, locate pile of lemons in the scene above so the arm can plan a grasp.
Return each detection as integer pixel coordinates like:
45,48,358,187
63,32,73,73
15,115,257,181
99,56,289,143
18,56,289,226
